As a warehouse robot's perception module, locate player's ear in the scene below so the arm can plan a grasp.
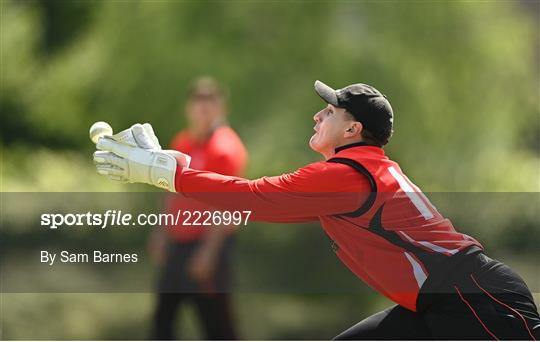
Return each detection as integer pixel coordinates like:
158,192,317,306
344,121,363,138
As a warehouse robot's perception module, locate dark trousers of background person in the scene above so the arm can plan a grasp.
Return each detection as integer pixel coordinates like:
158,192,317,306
334,249,540,340
151,238,237,340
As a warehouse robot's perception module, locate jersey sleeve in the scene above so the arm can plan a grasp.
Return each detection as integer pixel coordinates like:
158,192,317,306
175,161,370,223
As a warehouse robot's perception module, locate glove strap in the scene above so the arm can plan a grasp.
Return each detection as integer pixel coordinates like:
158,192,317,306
149,152,178,192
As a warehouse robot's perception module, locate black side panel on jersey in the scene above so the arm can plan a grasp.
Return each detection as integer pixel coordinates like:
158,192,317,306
327,157,377,217
367,204,447,271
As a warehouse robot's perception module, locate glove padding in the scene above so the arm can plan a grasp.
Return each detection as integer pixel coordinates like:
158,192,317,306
94,123,163,182
130,123,161,149
93,123,191,192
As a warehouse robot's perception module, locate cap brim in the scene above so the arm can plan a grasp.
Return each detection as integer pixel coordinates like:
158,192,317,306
314,80,339,106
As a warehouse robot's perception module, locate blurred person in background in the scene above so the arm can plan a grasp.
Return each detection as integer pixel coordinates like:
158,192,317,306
148,77,247,340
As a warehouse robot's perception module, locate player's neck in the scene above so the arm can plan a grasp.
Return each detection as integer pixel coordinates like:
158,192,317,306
190,119,226,144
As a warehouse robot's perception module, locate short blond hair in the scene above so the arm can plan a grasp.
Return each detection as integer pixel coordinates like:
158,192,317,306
188,76,227,100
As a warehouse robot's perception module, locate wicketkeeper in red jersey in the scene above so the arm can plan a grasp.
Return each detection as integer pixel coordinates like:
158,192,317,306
94,81,540,340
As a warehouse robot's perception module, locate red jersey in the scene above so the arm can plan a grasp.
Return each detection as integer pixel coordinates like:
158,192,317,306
167,126,247,242
174,142,482,311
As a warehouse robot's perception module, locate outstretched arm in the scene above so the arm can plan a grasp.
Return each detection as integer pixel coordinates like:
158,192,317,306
94,135,370,223
175,161,370,223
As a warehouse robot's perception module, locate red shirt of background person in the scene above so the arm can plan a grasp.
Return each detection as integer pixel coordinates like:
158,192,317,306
167,125,247,242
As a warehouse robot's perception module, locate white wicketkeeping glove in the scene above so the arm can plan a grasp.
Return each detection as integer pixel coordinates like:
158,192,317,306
130,122,162,149
94,123,162,183
94,123,161,183
93,123,191,192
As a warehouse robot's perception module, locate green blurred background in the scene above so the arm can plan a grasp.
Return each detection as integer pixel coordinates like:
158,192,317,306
1,0,539,339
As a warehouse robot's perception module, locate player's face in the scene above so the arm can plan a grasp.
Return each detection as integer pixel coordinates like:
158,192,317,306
310,104,356,159
186,93,225,135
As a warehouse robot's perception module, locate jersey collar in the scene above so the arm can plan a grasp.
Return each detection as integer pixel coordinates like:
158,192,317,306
334,142,373,154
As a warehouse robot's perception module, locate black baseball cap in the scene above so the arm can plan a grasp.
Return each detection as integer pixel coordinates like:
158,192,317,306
314,80,394,145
